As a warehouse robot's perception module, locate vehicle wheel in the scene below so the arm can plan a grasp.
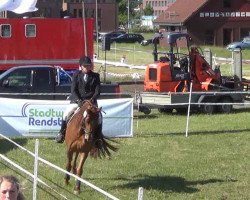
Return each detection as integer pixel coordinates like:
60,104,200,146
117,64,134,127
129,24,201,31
218,98,232,114
158,108,173,114
139,106,151,115
201,104,215,114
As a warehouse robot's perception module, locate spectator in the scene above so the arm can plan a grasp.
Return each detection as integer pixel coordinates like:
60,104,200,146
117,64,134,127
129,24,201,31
0,175,25,200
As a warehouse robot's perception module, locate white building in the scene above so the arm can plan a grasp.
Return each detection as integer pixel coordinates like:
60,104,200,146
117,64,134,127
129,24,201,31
141,15,157,29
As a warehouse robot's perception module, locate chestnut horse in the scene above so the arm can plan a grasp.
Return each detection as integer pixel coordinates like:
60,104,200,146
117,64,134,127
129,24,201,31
64,100,117,194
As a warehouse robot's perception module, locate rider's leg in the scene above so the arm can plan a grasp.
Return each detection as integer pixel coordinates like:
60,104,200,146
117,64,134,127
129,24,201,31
55,103,78,143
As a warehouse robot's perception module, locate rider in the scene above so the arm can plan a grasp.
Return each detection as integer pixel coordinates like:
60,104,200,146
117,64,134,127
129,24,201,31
55,56,101,143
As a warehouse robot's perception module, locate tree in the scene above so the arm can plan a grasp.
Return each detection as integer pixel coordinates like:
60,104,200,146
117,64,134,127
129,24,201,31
143,3,154,16
116,0,142,27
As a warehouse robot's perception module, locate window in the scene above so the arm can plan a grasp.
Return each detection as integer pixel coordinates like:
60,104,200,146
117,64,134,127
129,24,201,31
78,8,82,17
1,24,11,38
5,69,31,87
98,8,101,18
149,68,157,81
223,0,231,8
25,24,36,37
91,9,95,18
204,30,214,45
33,69,51,89
59,69,72,85
73,9,77,17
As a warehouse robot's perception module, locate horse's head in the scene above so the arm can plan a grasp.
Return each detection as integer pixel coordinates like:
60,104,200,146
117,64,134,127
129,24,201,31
80,101,101,141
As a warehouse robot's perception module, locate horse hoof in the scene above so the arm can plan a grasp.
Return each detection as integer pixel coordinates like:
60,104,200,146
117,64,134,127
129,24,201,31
74,189,80,195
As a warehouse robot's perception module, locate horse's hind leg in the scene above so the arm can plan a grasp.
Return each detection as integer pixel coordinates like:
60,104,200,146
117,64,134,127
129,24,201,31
65,150,73,185
74,152,89,194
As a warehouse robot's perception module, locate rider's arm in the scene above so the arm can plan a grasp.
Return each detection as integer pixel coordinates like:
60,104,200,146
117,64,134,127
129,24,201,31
71,72,81,102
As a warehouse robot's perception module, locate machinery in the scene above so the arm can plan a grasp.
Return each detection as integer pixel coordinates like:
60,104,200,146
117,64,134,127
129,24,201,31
137,32,249,114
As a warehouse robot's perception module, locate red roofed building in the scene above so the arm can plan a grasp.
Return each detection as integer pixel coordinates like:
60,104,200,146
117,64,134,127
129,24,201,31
154,0,250,46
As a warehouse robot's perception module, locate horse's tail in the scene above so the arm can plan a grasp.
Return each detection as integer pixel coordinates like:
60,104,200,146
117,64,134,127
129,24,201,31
90,133,118,159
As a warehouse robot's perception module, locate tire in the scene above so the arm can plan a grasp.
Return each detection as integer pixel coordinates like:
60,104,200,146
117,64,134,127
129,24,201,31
218,98,232,114
139,106,151,115
201,104,215,114
158,108,173,114
143,107,151,115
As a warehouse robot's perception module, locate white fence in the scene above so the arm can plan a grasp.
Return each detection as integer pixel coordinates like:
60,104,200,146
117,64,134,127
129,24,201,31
0,133,120,200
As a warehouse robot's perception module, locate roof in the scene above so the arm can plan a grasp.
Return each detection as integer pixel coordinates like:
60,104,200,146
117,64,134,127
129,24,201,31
154,0,209,25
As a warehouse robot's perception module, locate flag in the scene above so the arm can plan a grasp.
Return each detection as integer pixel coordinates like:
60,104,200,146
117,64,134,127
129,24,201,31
0,0,38,14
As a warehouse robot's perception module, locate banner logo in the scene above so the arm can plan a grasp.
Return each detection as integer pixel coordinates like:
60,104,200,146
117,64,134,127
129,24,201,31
22,103,65,127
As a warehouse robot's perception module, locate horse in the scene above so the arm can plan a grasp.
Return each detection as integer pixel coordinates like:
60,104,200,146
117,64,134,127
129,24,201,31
64,100,118,194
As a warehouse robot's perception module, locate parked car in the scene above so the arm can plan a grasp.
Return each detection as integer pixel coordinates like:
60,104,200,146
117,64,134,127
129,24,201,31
141,39,153,46
226,36,250,50
111,33,144,43
0,65,121,100
99,31,126,42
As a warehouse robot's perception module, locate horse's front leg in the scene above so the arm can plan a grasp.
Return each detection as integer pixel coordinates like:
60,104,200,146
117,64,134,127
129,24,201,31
65,150,73,185
72,152,79,175
74,152,89,194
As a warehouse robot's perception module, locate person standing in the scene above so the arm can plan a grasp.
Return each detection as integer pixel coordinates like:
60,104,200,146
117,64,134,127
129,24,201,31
55,56,101,143
0,175,25,200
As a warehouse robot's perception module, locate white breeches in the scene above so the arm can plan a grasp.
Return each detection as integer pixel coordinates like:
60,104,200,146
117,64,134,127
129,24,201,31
63,103,103,124
63,103,78,120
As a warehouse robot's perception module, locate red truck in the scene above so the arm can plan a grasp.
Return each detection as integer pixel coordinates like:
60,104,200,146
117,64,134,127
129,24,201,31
0,17,94,73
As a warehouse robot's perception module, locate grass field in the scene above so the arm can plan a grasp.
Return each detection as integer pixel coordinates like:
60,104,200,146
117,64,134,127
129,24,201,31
1,109,250,199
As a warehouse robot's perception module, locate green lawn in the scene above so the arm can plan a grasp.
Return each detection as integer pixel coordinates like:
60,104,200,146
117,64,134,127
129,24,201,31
1,109,250,199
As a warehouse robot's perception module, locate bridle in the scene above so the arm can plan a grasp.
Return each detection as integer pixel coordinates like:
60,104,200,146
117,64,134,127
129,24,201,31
81,104,99,140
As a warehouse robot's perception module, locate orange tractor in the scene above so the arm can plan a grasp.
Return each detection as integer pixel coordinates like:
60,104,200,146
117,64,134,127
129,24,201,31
137,32,247,114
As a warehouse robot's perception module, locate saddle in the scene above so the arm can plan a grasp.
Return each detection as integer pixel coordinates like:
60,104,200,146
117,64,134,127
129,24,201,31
66,107,81,124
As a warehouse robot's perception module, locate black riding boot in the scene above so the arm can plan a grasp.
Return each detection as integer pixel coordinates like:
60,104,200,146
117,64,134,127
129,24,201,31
55,120,67,143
